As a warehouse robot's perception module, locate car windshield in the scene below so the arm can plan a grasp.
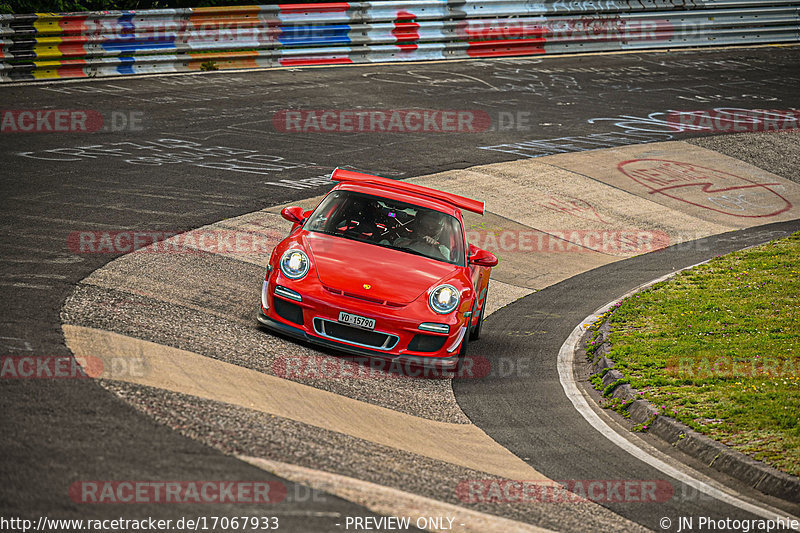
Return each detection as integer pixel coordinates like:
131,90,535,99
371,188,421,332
305,190,466,265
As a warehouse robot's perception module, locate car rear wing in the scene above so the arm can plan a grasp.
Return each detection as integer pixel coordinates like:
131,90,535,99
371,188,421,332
330,168,485,215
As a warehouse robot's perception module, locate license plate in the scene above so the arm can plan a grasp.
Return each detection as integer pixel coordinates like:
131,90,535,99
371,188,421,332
338,311,375,330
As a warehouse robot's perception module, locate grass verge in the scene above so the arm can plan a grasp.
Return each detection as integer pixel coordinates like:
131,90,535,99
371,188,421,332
602,232,799,476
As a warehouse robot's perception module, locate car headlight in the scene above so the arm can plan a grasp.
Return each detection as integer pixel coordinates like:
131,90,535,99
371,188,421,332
429,284,459,314
280,249,310,280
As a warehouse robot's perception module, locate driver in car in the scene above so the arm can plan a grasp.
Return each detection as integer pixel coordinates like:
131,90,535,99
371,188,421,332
399,211,451,261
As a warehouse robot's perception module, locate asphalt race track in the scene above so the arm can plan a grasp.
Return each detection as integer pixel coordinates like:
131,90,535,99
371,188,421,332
2,45,800,532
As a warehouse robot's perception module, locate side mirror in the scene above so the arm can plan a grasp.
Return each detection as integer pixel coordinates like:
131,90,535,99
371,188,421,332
469,246,498,267
281,206,306,224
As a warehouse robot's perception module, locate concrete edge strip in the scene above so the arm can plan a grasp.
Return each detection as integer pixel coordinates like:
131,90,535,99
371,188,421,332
557,265,800,526
238,455,556,533
62,324,545,483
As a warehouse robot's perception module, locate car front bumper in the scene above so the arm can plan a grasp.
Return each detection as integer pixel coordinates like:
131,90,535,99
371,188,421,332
257,308,462,371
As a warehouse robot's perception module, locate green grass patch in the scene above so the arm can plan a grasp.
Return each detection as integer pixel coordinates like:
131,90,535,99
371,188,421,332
604,232,800,476
600,396,634,419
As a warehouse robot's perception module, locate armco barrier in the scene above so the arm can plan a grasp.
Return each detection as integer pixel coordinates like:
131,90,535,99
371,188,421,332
1,0,798,82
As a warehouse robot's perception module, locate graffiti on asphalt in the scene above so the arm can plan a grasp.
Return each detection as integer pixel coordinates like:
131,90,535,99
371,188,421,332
17,138,313,176
480,108,799,158
618,159,792,218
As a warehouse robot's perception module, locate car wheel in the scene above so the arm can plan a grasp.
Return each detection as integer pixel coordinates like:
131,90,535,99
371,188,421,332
469,283,487,341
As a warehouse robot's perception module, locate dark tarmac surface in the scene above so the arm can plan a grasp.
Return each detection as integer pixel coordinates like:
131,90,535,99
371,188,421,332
1,45,799,530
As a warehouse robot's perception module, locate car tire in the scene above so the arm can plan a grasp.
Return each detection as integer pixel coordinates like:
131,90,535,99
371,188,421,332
469,283,487,341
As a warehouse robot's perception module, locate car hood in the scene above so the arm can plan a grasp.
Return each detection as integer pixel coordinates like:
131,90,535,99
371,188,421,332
304,232,457,305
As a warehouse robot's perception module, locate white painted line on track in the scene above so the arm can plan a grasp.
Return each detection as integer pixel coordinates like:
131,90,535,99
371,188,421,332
557,265,800,527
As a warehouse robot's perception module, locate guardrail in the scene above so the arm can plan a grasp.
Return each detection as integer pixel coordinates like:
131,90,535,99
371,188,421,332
1,0,798,82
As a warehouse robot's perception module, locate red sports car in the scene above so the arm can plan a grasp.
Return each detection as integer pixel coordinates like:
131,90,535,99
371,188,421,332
257,168,497,370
